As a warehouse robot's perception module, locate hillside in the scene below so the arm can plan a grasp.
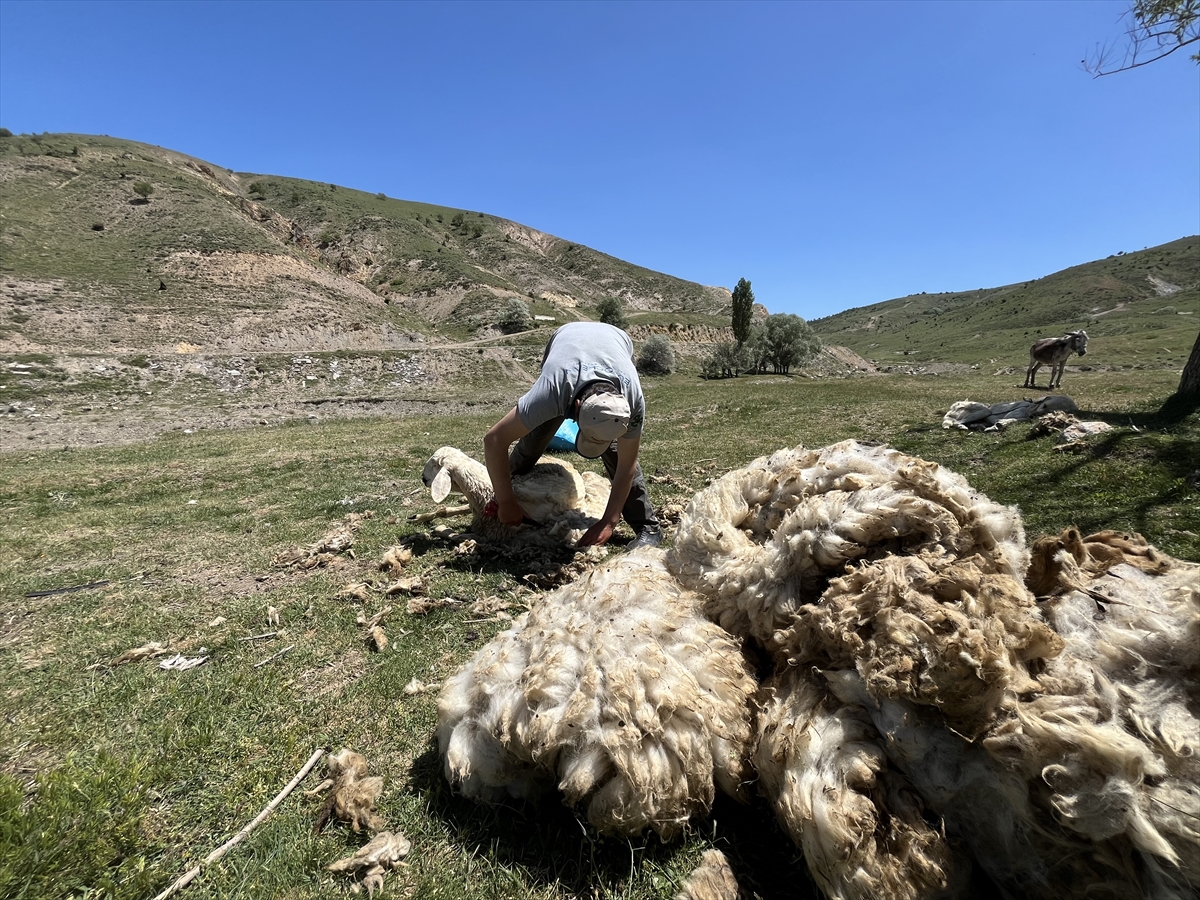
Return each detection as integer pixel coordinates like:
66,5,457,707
0,132,731,358
811,237,1200,374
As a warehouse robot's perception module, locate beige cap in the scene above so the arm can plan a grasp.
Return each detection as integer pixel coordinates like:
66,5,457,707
575,390,631,458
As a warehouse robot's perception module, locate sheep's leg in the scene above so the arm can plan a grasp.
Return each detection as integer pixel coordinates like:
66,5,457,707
410,504,472,524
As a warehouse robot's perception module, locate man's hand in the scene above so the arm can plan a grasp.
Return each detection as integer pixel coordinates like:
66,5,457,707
577,519,617,547
495,497,528,527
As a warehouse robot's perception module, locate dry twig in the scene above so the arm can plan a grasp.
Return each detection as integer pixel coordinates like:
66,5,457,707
150,748,325,900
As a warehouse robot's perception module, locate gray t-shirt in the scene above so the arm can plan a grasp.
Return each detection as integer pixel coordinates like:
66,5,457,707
516,322,645,439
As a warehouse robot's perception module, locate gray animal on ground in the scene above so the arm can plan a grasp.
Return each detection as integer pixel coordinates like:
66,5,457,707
1024,330,1088,389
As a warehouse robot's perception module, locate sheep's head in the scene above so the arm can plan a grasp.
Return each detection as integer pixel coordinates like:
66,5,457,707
421,447,492,508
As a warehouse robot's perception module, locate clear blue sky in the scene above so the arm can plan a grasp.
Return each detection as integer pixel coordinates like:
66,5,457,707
2,0,1197,319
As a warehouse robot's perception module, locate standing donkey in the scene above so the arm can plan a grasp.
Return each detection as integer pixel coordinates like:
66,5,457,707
1024,330,1089,390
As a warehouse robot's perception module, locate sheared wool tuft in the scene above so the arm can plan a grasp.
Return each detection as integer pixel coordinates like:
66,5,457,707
1025,527,1172,597
779,550,1062,736
667,440,1027,655
437,549,757,838
676,849,742,900
753,665,962,900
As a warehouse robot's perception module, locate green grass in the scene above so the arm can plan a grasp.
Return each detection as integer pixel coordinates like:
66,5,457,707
1,369,1196,899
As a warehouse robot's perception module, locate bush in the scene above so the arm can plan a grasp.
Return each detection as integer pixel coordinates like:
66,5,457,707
497,299,533,334
317,227,339,248
0,128,12,138
132,181,153,201
701,342,748,379
596,296,628,329
248,182,265,196
637,335,675,375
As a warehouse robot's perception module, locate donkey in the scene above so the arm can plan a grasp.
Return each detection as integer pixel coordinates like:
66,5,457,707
1024,330,1088,390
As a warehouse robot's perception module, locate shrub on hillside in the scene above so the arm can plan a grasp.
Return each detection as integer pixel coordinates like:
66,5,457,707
132,181,153,202
637,335,675,375
597,296,628,330
498,299,533,334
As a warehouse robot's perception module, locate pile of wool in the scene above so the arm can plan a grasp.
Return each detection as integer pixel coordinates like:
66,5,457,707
982,529,1200,897
436,549,757,838
778,549,1063,738
754,664,964,900
666,440,1029,657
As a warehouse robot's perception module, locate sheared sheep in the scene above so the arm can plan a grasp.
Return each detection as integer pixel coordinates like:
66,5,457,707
421,445,609,545
436,549,757,839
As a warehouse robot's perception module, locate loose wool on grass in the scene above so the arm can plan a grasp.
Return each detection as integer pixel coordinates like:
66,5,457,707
666,440,1028,657
430,438,1198,899
421,446,609,545
436,550,757,838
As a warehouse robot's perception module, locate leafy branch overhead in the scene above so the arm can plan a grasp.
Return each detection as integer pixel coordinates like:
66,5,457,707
1084,0,1200,75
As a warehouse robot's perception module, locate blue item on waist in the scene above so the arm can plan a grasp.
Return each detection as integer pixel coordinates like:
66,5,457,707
548,419,579,452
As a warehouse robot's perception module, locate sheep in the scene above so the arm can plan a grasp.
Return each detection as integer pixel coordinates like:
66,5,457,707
436,549,758,839
421,445,609,545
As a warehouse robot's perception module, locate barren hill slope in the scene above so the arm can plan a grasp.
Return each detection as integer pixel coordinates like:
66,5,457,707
0,132,731,358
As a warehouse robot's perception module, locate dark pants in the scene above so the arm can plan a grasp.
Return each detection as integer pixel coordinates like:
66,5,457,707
509,417,659,533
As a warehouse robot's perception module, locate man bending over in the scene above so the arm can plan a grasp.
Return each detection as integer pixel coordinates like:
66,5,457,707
483,320,663,549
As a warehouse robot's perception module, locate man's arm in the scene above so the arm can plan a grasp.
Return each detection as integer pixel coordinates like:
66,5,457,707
578,435,640,546
483,407,531,526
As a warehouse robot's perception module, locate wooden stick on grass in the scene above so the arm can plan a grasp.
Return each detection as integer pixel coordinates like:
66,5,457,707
150,747,326,900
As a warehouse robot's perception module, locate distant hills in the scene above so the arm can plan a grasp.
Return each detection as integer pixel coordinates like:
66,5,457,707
811,237,1199,372
0,131,1195,377
0,132,731,357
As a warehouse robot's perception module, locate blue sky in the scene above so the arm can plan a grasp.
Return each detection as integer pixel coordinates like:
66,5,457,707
1,0,1197,319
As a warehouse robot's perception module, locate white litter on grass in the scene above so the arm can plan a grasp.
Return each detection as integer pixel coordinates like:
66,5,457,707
159,651,209,671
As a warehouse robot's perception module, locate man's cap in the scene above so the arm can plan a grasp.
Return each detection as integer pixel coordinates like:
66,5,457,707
575,389,631,458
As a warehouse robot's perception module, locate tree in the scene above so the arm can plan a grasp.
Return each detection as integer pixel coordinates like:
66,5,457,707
1168,330,1200,406
637,335,675,375
132,181,154,202
760,314,822,375
1084,0,1199,75
497,298,533,334
701,342,749,380
596,296,628,329
743,323,770,374
731,278,754,347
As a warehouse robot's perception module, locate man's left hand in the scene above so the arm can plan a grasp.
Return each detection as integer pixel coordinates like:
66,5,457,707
577,520,616,547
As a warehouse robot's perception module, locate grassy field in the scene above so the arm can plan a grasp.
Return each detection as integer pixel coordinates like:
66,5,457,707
1,369,1197,900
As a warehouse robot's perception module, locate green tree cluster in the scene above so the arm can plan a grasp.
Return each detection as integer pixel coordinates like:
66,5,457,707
497,298,533,334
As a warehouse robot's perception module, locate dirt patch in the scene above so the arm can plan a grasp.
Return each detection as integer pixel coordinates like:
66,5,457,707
299,648,370,698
